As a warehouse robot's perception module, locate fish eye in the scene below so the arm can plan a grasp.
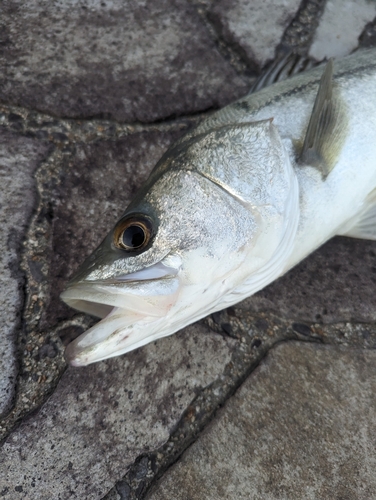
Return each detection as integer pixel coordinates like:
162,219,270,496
113,215,153,251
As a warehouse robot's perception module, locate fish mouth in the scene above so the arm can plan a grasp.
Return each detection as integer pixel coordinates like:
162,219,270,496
60,262,180,366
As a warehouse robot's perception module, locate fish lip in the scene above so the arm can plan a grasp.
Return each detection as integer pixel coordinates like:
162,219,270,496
64,333,93,366
67,260,179,287
60,260,181,315
63,272,178,290
109,262,179,282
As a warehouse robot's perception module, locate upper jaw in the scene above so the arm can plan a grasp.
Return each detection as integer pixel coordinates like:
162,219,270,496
61,259,180,316
61,276,179,318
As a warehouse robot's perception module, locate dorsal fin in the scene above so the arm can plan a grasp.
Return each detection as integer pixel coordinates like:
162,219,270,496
300,59,337,177
249,52,318,94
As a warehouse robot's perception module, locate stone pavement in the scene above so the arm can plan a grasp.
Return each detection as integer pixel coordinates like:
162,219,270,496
0,0,376,498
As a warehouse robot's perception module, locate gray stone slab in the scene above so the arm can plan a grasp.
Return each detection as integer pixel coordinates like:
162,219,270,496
239,236,376,324
147,342,376,500
0,0,247,122
309,0,376,59
209,0,301,68
0,129,50,416
0,324,235,499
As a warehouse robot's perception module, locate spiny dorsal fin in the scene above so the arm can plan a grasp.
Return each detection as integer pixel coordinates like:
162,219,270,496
300,59,337,177
249,52,317,94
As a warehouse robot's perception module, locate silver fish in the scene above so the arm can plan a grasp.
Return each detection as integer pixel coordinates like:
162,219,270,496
61,49,376,366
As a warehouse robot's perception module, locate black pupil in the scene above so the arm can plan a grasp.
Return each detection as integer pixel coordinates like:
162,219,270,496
122,225,146,249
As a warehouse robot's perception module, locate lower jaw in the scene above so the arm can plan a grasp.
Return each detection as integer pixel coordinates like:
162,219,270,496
64,305,146,364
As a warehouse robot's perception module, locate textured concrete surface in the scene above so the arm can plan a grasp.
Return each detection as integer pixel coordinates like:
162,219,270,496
209,0,301,68
0,0,375,499
147,342,376,500
309,0,376,59
0,325,235,499
0,0,247,122
0,130,50,416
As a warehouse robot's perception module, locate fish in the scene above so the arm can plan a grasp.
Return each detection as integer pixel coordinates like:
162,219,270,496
61,48,376,366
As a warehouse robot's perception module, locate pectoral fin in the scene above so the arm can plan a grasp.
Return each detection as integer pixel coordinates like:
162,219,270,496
339,189,376,240
300,59,347,179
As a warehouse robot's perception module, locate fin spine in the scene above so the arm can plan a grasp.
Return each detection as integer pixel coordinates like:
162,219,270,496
300,59,335,178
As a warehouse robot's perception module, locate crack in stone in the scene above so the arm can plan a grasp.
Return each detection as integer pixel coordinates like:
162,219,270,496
189,0,258,79
104,306,376,500
105,332,279,499
0,104,213,146
0,147,67,443
140,340,376,500
277,0,328,56
359,15,376,49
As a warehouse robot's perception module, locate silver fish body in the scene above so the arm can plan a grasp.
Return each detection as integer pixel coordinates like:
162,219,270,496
61,49,376,366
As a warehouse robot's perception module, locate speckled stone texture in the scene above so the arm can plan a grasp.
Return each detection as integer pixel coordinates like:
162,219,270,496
0,0,247,122
209,0,301,68
0,129,50,416
146,342,376,500
0,325,235,499
309,0,376,59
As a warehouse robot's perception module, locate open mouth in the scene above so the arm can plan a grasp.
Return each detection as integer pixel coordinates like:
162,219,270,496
60,261,180,366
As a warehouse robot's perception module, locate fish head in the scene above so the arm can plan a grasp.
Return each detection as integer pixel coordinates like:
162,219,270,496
61,119,298,366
